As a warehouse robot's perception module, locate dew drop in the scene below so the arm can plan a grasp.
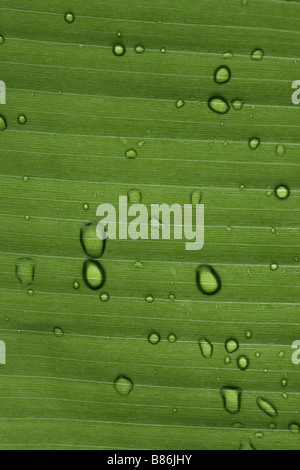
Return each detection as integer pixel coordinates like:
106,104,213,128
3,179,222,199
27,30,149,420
160,47,166,54
232,100,244,111
270,263,279,272
83,260,105,291
251,49,264,61
114,375,133,397
168,334,177,343
278,351,285,359
208,97,230,114
249,138,260,150
0,115,7,131
175,100,185,109
190,189,202,206
148,333,160,345
196,265,221,296
276,144,286,156
255,432,264,439
222,51,233,59
168,293,175,301
275,185,290,200
100,293,109,302
237,356,249,371
281,379,288,387
224,356,231,365
146,295,154,303
125,149,137,159
80,222,105,258
18,115,27,125
215,66,231,84
127,189,142,204
289,423,300,434
113,44,126,56
83,203,89,211
54,327,64,337
282,393,288,400
65,12,75,24
225,338,239,354
15,258,35,286
134,261,144,269
73,281,80,290
199,337,213,359
245,330,252,339
27,289,34,296
23,176,29,183
256,397,277,418
135,45,145,54
221,387,242,414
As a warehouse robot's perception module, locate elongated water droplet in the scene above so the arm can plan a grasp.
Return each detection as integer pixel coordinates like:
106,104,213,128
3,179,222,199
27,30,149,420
83,260,105,290
127,189,142,204
190,189,202,205
237,356,249,370
196,265,221,296
199,337,213,359
0,115,7,131
125,149,137,159
226,338,239,354
208,97,230,114
80,222,105,258
275,185,290,200
215,66,231,84
148,333,160,345
114,375,133,397
113,44,126,56
221,387,242,414
256,397,277,418
252,49,264,61
249,138,260,150
15,258,35,286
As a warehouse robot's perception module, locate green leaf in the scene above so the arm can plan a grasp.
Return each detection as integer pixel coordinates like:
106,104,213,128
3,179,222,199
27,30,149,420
0,0,299,450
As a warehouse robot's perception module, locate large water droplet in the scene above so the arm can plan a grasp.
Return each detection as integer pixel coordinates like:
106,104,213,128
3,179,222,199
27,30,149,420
65,12,75,24
80,222,105,258
225,338,239,353
221,387,242,414
83,260,105,290
208,97,230,114
0,115,7,131
275,185,290,200
256,397,277,418
148,333,160,345
215,66,231,84
196,265,221,296
15,258,35,286
114,375,133,396
199,337,213,359
113,44,126,56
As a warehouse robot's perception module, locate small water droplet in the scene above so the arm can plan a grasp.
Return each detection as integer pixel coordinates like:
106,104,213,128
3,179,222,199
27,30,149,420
127,189,142,204
255,432,264,439
237,356,249,371
221,387,242,414
278,351,285,359
225,338,239,354
23,176,29,183
168,334,177,343
18,115,27,125
224,356,231,365
232,100,244,111
73,281,80,290
114,375,133,397
113,44,126,56
270,263,279,272
215,66,231,84
249,138,260,150
289,423,300,434
125,149,137,159
256,397,277,418
276,144,286,156
172,408,177,414
27,289,34,296
199,337,213,359
0,115,7,131
65,12,75,24
245,330,252,339
190,189,202,205
24,215,30,221
208,97,230,114
54,327,64,337
160,47,166,54
134,261,144,269
282,393,288,400
148,332,160,345
269,423,277,430
135,45,145,54
15,258,35,286
251,49,264,61
83,260,105,291
222,51,233,59
255,352,261,358
146,295,154,303
0,35,5,45
281,379,288,387
100,293,109,302
275,185,290,200
80,222,105,258
196,265,221,296
83,203,89,211
175,99,185,109
138,140,145,148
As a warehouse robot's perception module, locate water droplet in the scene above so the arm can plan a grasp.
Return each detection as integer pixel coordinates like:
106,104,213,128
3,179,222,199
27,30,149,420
225,338,239,354
239,439,255,450
208,97,230,114
0,115,7,131
221,387,242,414
138,140,145,148
114,375,133,397
275,185,290,200
237,356,249,371
224,356,231,365
100,293,109,302
289,423,300,434
160,47,166,54
113,44,126,56
222,51,233,59
255,352,261,358
215,66,231,84
281,379,288,387
276,144,286,156
65,12,75,24
83,260,105,291
255,432,264,439
270,263,278,272
83,203,89,211
190,189,202,205
269,423,277,430
168,293,175,301
23,176,29,183
25,215,30,221
27,289,34,296
134,261,144,269
127,189,142,204
199,337,213,359
278,351,285,359
80,222,105,258
54,327,64,337
196,265,221,296
282,393,288,400
18,115,27,125
168,334,177,343
256,397,277,418
148,333,160,345
246,330,252,339
135,45,145,54
175,100,185,109
73,281,80,290
146,295,154,303
0,35,5,45
232,100,244,111
172,408,177,414
125,149,137,159
251,49,264,61
249,138,260,150
15,258,35,286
